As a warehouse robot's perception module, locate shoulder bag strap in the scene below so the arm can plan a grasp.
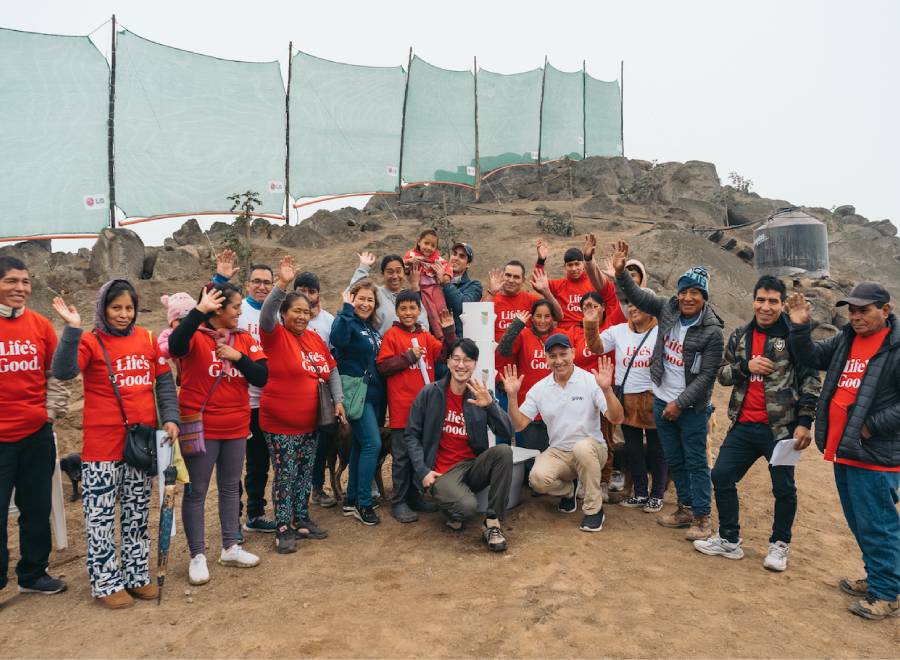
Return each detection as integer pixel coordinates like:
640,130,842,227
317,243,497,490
619,328,653,391
93,330,130,428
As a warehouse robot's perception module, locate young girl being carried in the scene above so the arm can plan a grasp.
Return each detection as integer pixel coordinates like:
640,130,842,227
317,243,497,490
403,229,452,340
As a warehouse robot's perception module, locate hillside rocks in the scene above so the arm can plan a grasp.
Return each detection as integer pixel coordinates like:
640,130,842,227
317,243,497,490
89,228,145,283
537,210,575,236
152,245,205,281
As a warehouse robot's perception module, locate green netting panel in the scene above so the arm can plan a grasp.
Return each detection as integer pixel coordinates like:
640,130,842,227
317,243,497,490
115,29,285,217
290,53,404,197
585,75,622,157
477,68,542,173
0,28,109,238
540,63,584,162
401,56,475,185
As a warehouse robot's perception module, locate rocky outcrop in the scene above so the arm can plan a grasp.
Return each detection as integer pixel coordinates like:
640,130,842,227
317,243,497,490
153,245,205,281
88,228,145,283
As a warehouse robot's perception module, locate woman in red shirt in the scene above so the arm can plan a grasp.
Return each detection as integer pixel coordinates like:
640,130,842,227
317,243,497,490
168,282,268,586
259,256,345,554
51,280,180,609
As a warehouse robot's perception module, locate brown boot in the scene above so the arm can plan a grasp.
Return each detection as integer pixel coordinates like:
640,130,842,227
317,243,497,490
96,589,135,609
657,504,693,528
838,577,869,598
685,515,712,540
126,583,159,600
849,596,900,620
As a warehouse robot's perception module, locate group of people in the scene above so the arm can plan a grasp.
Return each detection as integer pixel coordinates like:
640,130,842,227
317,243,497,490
0,226,898,621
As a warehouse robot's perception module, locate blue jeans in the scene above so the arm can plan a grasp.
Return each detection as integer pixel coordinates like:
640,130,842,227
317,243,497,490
653,397,711,516
348,403,382,507
833,463,900,601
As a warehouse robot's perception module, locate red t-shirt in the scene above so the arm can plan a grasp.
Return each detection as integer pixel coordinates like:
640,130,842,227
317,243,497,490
548,273,595,331
260,325,335,435
508,327,551,405
378,325,443,429
0,309,57,442
738,329,769,424
78,328,170,461
434,390,474,473
494,290,540,382
569,325,608,371
825,327,898,471
179,330,266,440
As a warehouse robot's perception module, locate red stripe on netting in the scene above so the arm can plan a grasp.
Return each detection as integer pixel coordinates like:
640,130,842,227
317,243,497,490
293,192,397,210
0,233,99,243
480,159,564,182
402,181,476,191
119,211,287,227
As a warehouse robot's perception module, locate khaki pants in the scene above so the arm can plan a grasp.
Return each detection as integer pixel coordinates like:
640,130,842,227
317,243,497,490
529,439,608,515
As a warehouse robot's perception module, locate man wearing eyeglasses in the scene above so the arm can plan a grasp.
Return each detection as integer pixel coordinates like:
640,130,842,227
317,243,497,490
404,338,515,552
212,249,278,535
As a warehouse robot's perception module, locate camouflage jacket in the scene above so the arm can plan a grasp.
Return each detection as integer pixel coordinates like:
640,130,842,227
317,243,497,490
718,314,820,438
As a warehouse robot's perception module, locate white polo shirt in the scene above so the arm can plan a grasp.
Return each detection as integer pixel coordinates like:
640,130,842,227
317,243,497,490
519,366,609,451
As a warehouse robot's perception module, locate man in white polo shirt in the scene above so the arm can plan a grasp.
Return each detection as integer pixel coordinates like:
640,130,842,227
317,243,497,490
502,333,624,532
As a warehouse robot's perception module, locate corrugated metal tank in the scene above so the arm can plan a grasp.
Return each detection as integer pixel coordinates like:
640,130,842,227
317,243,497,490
754,208,830,278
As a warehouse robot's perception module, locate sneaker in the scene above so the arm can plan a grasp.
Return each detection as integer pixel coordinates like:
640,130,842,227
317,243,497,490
275,527,297,554
580,510,605,533
293,518,329,540
657,504,693,528
643,497,664,513
558,494,578,514
619,495,649,508
685,515,713,541
839,577,869,598
482,519,508,552
311,489,337,508
445,517,464,532
342,500,357,516
353,504,380,526
188,554,210,585
242,516,277,533
609,470,626,492
126,583,159,600
219,544,260,568
849,594,900,620
391,502,419,523
17,574,67,595
236,528,244,545
763,541,790,572
407,495,437,513
693,534,744,560
96,589,134,609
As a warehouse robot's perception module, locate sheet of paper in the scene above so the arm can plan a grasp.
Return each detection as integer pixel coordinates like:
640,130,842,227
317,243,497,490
411,338,430,385
769,437,803,467
156,431,177,537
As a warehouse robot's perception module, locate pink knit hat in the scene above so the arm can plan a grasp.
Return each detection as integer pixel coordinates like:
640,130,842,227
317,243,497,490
161,292,197,327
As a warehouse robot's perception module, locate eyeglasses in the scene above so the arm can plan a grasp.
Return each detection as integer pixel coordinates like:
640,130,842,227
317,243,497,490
249,279,273,287
449,356,476,365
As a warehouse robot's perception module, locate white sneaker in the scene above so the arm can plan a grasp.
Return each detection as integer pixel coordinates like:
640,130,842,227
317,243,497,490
763,541,790,572
218,544,260,568
693,534,744,560
188,554,210,585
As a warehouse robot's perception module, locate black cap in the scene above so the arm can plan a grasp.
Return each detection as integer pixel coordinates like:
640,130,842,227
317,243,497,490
836,281,890,308
451,242,474,262
543,333,572,351
564,247,584,263
293,271,320,292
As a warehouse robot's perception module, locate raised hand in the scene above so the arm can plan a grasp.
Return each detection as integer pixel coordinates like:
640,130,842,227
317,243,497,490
530,268,550,294
582,233,597,260
611,240,629,275
488,267,503,295
409,262,421,290
536,239,550,262
785,292,811,325
501,364,524,399
466,377,494,408
277,255,296,289
342,289,355,306
216,248,240,280
51,297,81,328
357,251,377,268
591,354,615,390
197,286,225,314
582,303,599,324
439,308,455,329
514,310,532,326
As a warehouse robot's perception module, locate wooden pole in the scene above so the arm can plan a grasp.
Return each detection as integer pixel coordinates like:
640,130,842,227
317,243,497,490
397,47,413,202
107,15,117,229
537,56,548,175
473,56,480,202
284,42,293,225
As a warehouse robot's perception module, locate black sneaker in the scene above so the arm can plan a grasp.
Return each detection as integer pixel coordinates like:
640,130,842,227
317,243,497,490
275,526,297,554
353,505,380,526
342,500,357,516
580,510,605,533
293,518,329,540
558,481,578,514
17,574,67,594
619,495,649,508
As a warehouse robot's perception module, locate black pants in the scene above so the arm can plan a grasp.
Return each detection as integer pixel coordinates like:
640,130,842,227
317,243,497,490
0,423,55,589
430,445,514,520
711,422,797,544
312,425,335,491
621,424,667,499
240,408,270,520
390,428,415,506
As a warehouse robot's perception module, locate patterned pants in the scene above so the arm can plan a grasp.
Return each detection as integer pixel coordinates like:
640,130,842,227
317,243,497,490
81,461,151,598
264,432,317,527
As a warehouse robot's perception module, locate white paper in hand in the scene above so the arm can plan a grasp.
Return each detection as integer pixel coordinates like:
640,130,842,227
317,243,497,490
770,437,803,467
411,338,430,385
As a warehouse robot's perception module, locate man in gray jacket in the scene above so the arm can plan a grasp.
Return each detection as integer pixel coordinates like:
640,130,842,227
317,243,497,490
405,338,514,552
613,241,724,540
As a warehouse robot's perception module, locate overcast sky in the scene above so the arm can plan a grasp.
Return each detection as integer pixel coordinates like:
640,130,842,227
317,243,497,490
3,0,898,246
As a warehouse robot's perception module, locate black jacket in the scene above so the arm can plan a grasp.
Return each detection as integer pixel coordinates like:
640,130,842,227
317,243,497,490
789,314,900,468
404,375,514,486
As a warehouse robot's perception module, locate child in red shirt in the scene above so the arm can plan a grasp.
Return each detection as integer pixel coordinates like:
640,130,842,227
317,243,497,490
404,229,452,339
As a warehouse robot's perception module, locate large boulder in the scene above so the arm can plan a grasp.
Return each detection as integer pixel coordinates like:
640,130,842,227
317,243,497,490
869,219,897,237
89,228,145,283
655,160,721,206
833,205,856,217
725,190,792,227
152,245,204,281
537,211,575,237
303,208,363,238
0,239,52,269
171,218,203,246
278,224,328,249
43,252,89,293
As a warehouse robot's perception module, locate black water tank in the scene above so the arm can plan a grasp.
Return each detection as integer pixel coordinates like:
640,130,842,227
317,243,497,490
754,208,830,278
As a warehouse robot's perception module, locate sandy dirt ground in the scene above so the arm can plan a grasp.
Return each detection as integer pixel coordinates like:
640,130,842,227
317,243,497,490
2,208,899,658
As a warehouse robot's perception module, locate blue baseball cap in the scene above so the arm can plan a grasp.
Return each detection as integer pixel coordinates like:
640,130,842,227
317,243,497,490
543,333,572,352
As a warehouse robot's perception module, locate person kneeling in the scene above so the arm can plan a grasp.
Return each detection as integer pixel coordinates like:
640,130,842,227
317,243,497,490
502,334,624,532
405,339,515,552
